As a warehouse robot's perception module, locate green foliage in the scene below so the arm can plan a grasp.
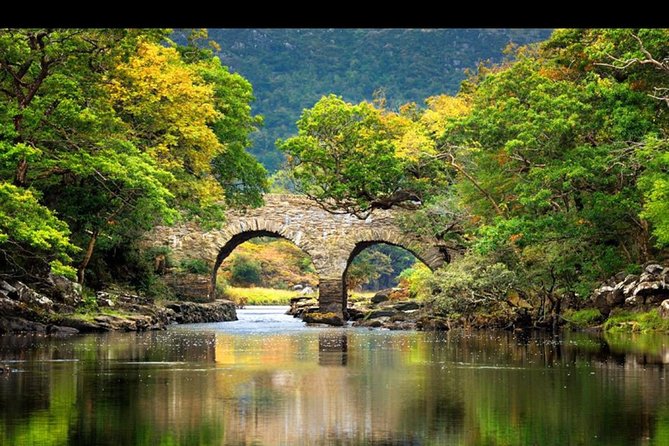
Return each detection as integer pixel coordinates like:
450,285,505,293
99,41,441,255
429,30,669,310
229,255,262,286
279,95,423,215
179,258,211,275
346,247,394,290
563,308,604,329
427,250,518,317
603,309,669,333
637,137,669,246
297,256,315,273
195,29,551,171
0,28,266,289
0,182,78,279
398,262,433,299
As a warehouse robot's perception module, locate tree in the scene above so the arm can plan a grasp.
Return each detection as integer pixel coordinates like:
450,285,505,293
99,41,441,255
0,182,77,279
0,29,267,286
278,94,447,217
346,249,393,290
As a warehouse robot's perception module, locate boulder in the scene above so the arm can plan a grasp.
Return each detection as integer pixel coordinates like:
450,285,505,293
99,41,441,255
13,282,53,310
0,281,17,296
165,300,237,324
48,274,82,306
299,286,314,296
346,307,365,320
645,264,664,275
303,312,344,326
366,309,397,319
393,301,420,312
292,284,304,291
47,325,80,335
97,296,115,308
371,289,391,304
416,316,449,331
592,266,669,312
660,300,669,319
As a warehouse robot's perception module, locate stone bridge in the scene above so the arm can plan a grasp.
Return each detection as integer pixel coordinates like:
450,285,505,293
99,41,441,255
149,194,453,317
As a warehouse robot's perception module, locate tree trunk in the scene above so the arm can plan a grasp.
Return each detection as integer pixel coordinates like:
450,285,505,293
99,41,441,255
77,229,99,285
14,157,28,187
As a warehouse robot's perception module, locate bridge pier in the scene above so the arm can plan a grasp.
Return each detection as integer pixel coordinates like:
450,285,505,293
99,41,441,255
318,277,346,318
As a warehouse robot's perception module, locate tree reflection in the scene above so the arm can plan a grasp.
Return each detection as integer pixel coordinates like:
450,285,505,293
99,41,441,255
1,330,669,445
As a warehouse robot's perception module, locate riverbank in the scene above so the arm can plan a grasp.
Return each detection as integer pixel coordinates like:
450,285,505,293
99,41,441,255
0,277,236,335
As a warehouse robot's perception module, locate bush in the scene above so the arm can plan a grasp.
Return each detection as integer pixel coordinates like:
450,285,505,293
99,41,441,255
563,308,603,329
180,258,210,275
230,255,262,286
427,250,518,317
398,262,432,299
298,256,315,273
603,309,669,333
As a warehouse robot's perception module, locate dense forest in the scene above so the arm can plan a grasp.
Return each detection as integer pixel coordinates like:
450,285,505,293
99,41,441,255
182,29,552,171
1,28,669,332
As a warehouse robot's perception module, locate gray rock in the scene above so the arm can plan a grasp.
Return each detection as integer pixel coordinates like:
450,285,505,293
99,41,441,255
292,284,304,291
371,289,391,304
645,264,664,275
660,300,669,319
98,297,115,308
13,282,53,310
303,312,344,326
625,295,639,306
0,281,16,295
367,309,397,319
393,301,420,312
49,274,82,306
47,325,80,335
299,286,314,296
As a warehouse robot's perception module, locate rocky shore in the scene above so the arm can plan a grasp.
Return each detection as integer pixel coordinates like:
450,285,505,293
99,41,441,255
288,288,449,330
0,276,236,335
591,263,669,316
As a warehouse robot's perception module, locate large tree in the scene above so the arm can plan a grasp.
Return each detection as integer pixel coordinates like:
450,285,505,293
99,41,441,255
0,29,267,284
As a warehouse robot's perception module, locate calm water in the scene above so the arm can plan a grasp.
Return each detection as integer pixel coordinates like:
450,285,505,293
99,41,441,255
1,306,669,445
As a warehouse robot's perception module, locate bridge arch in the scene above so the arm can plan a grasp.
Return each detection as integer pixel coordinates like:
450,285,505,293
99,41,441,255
209,224,319,296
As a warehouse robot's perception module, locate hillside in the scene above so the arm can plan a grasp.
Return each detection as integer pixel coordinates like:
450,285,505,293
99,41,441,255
199,29,552,171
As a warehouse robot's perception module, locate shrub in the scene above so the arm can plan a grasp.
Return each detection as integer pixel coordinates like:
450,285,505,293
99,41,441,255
180,258,211,275
427,250,518,317
563,308,603,329
398,262,432,299
230,255,262,286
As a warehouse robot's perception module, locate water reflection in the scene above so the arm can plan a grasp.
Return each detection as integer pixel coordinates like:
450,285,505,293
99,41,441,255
0,309,669,445
319,332,348,366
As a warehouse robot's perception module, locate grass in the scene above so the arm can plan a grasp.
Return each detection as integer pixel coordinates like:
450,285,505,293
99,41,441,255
224,286,311,305
348,291,375,303
562,308,604,329
603,309,669,333
224,287,381,306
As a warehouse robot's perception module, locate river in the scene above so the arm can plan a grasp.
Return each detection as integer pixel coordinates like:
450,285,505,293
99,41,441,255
1,306,668,445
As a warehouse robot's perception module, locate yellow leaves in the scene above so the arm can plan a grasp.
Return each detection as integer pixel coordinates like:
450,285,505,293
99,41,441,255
107,41,224,178
395,125,435,161
421,95,470,136
378,108,435,162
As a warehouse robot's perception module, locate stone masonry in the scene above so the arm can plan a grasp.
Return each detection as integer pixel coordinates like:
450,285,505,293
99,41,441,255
147,194,453,317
